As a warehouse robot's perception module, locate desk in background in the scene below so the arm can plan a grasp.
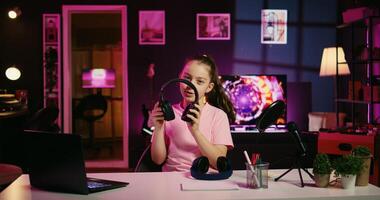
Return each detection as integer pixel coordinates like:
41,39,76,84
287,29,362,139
228,132,318,170
1,170,380,200
318,132,380,186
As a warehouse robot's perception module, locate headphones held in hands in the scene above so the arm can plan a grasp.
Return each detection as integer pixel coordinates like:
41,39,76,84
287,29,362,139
190,156,233,180
159,78,199,122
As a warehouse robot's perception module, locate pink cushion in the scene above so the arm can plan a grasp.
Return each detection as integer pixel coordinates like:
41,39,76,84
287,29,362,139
0,164,22,186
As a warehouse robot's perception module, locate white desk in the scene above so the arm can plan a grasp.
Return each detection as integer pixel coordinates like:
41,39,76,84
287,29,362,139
1,170,380,200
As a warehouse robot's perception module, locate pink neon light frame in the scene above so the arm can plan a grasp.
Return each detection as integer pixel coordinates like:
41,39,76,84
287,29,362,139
62,5,129,168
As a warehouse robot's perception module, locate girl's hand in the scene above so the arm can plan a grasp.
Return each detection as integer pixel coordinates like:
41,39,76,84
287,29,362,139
186,103,201,135
149,102,165,130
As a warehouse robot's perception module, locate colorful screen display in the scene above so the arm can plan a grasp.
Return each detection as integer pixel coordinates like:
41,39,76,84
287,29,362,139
82,68,116,89
220,75,286,126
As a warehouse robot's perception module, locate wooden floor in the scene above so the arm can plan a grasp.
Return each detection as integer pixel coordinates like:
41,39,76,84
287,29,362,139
83,139,133,172
82,137,122,160
81,135,152,173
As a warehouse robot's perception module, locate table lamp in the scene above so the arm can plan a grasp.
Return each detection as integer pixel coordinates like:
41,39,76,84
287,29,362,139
320,47,350,77
319,47,350,128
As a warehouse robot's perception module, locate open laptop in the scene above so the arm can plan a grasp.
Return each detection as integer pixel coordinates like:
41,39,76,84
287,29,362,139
24,130,129,195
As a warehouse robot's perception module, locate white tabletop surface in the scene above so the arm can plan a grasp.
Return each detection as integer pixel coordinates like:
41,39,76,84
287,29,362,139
1,170,380,200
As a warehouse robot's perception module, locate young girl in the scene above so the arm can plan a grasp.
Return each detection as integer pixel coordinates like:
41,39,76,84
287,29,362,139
150,54,235,171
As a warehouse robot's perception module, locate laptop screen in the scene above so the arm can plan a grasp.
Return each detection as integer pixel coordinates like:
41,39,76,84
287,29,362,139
24,131,90,194
24,130,128,194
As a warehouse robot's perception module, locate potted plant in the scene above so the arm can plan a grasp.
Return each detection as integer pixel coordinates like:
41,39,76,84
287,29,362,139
313,154,332,187
333,155,363,189
352,146,372,186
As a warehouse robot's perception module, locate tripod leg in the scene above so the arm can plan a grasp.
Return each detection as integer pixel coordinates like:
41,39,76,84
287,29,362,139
302,168,314,180
274,167,293,182
275,157,313,188
298,168,305,187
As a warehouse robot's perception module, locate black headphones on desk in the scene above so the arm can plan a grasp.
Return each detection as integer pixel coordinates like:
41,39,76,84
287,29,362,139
159,78,199,122
190,156,233,180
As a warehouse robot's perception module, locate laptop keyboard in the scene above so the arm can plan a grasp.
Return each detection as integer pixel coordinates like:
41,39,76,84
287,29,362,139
87,181,112,189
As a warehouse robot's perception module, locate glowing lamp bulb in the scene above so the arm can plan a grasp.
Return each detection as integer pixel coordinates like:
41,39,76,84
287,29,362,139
8,10,18,19
8,7,21,19
5,67,21,81
91,69,106,80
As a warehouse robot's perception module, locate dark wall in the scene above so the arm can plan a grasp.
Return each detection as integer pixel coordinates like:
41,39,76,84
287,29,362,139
0,1,44,113
234,0,338,113
1,0,341,167
126,1,235,166
127,0,235,135
0,0,234,167
0,0,234,124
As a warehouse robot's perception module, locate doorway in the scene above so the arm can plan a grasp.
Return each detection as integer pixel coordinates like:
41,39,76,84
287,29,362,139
63,5,128,168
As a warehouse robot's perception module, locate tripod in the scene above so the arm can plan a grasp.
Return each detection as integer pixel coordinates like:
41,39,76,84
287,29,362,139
274,152,314,187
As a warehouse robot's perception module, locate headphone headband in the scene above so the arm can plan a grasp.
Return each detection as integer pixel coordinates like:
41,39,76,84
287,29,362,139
159,78,199,104
190,156,233,180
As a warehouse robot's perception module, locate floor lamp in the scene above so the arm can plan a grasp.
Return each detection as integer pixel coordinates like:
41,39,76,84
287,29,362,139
319,47,350,128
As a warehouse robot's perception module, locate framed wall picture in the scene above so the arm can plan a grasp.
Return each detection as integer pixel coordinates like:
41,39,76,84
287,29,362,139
261,9,287,44
139,10,165,45
196,13,230,40
44,16,58,43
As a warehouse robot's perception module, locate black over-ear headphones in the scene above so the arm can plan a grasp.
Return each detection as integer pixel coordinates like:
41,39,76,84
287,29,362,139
190,156,233,180
159,78,199,122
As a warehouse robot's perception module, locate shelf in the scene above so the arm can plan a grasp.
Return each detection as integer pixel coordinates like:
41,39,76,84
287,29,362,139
336,14,379,126
337,22,367,29
338,59,380,65
43,13,61,127
45,42,59,45
336,98,380,104
336,16,380,29
44,88,58,92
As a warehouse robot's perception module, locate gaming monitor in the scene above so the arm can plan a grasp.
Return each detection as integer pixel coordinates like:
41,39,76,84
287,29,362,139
82,68,116,89
220,75,287,128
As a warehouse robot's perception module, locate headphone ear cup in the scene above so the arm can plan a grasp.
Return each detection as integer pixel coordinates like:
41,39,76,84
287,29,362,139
192,156,209,174
181,103,198,122
160,100,175,121
216,157,230,172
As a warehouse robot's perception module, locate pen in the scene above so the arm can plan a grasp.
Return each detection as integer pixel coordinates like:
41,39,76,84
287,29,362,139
251,153,260,164
243,150,260,187
251,153,263,186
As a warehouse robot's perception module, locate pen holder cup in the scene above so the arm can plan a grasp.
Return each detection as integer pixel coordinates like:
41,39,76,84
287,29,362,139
246,162,269,189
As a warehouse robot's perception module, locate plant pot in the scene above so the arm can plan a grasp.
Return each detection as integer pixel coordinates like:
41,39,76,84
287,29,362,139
341,174,356,189
355,156,371,186
314,173,330,187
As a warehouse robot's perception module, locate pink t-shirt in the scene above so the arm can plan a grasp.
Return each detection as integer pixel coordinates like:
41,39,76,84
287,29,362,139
161,103,234,172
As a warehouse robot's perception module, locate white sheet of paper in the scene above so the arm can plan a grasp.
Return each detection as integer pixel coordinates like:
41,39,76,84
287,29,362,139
181,181,239,191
